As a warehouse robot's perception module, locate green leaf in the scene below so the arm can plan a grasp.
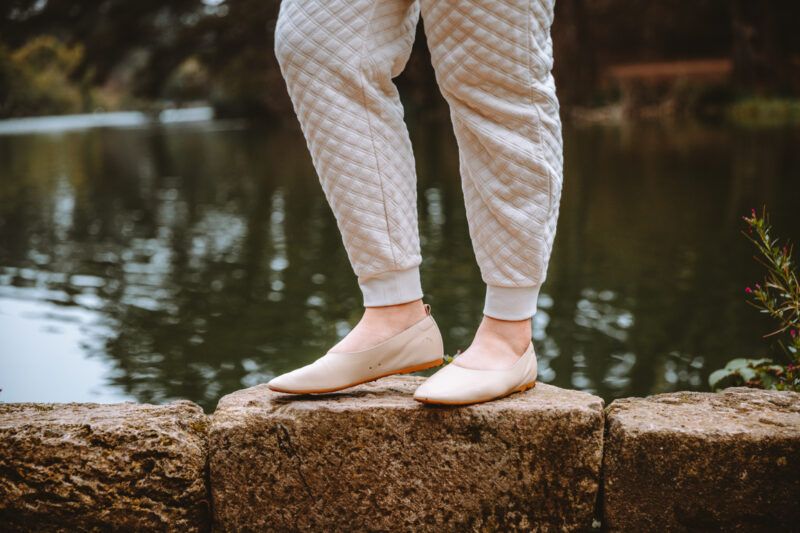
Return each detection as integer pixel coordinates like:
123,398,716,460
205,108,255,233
758,371,778,389
708,368,730,388
724,358,751,370
738,367,757,381
709,369,748,390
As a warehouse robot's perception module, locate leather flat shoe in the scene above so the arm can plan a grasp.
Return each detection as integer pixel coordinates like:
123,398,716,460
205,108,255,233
413,341,537,406
267,304,445,394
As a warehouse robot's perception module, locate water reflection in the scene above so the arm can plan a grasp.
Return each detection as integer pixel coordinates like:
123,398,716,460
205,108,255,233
0,116,799,411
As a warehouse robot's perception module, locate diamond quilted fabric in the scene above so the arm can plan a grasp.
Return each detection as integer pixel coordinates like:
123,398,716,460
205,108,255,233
274,0,563,320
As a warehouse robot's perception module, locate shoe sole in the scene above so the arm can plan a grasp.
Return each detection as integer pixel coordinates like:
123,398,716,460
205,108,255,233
414,380,537,406
267,357,445,395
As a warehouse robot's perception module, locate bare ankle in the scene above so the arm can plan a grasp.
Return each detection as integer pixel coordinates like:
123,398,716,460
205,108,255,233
364,299,425,316
477,315,532,353
330,300,427,353
363,299,426,327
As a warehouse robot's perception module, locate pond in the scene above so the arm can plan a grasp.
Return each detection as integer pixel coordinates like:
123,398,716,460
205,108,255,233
1,111,798,412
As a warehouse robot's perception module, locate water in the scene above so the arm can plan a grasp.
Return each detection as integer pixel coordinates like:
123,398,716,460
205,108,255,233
1,112,798,412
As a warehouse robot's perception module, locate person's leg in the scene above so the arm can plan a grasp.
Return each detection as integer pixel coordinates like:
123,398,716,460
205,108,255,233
418,0,563,368
274,0,427,351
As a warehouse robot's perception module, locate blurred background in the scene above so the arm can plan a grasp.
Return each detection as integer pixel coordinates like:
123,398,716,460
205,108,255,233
1,0,799,411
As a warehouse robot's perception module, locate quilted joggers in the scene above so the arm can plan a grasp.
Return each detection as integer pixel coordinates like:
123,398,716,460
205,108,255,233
274,0,563,320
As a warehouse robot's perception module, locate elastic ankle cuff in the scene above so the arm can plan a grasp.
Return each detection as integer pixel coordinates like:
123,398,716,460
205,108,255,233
358,265,423,307
483,284,541,320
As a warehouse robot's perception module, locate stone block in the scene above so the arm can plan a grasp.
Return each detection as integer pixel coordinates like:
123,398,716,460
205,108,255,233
210,376,605,532
0,401,210,532
603,387,800,532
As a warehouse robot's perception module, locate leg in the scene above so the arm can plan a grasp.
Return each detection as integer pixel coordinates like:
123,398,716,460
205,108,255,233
274,0,427,351
419,0,563,367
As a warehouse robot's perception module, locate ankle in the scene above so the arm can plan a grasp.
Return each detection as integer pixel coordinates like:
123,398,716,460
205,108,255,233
476,315,532,354
363,299,427,327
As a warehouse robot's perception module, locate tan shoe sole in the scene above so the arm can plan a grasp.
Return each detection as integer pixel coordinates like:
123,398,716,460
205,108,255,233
414,380,537,406
267,357,445,395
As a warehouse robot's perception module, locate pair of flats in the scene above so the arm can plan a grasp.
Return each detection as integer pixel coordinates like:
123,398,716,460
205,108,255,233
267,304,537,406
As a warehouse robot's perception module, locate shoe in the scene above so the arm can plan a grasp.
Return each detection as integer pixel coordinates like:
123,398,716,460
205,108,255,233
267,303,445,394
413,341,537,406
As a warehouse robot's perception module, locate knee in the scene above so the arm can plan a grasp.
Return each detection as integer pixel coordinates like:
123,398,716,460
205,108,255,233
274,1,357,84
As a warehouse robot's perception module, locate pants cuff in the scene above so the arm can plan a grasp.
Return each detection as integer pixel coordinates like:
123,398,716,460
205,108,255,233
483,284,541,320
358,265,424,307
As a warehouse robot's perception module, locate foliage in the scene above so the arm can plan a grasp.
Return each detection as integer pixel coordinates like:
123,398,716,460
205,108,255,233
0,36,85,117
707,358,795,391
709,207,800,392
3,0,800,118
0,0,288,117
727,97,800,127
163,57,210,103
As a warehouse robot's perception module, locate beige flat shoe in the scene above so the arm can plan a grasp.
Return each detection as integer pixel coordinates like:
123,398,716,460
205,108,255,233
267,303,445,394
413,341,537,406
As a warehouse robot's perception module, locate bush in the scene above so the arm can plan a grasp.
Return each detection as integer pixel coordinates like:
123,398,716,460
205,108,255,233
709,207,800,392
0,35,85,118
727,97,800,127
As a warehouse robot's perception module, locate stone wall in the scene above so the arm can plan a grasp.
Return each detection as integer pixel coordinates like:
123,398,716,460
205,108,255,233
1,378,798,532
0,401,209,532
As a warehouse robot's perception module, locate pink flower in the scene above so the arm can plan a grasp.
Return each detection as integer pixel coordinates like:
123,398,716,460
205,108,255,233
745,286,752,294
751,208,757,217
791,329,797,339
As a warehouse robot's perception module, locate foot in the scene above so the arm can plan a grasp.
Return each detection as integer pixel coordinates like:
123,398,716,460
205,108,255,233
329,299,428,353
452,315,532,370
268,301,445,394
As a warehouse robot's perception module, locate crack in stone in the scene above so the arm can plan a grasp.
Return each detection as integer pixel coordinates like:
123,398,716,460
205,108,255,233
275,423,313,499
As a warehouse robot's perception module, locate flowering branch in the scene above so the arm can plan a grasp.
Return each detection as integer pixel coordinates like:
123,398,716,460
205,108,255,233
742,206,800,361
709,207,799,393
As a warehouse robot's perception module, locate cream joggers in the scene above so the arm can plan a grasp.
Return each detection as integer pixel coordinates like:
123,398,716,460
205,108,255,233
274,0,563,320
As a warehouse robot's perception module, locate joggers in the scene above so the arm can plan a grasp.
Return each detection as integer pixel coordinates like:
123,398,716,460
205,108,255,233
274,0,563,321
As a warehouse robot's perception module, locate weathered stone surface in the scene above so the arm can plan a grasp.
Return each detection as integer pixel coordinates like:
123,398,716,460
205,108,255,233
0,400,210,532
603,387,800,532
210,375,605,532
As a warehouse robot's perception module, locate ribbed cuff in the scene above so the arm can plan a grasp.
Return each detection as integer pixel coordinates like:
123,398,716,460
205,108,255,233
358,265,424,307
483,284,541,321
